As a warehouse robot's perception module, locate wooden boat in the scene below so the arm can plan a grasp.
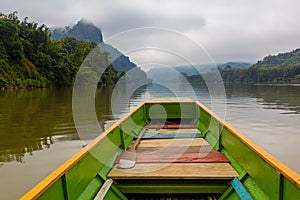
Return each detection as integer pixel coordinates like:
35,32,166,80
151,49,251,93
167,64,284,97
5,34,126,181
21,98,300,199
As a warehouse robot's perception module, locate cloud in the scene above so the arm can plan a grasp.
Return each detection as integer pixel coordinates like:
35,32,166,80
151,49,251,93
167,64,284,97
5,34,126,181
1,0,300,65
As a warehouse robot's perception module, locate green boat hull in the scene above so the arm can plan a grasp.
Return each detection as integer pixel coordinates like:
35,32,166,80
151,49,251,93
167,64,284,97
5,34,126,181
21,100,300,200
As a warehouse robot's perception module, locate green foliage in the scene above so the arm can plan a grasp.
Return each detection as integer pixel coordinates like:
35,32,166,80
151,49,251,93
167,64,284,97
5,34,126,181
187,48,300,84
0,59,15,87
254,49,300,67
0,12,119,88
52,20,143,77
215,64,300,84
99,64,119,85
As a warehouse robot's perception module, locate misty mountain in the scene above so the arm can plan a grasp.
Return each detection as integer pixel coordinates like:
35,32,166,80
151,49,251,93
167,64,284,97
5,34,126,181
51,18,148,78
99,43,140,75
218,62,252,69
174,62,252,76
52,18,103,44
147,67,187,83
174,65,214,76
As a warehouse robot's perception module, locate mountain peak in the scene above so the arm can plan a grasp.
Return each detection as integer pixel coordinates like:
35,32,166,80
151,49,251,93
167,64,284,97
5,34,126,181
50,20,150,81
51,18,103,43
78,17,94,25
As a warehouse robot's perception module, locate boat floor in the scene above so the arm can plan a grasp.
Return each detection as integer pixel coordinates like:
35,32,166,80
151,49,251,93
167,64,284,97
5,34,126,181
108,127,238,195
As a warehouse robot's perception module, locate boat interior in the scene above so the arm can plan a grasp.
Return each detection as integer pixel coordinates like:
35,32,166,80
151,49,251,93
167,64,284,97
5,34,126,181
20,100,300,200
107,120,239,199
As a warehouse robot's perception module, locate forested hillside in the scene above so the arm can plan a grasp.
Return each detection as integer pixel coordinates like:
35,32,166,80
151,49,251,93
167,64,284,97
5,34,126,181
254,49,300,67
0,12,119,88
51,19,150,79
187,49,300,84
219,64,300,83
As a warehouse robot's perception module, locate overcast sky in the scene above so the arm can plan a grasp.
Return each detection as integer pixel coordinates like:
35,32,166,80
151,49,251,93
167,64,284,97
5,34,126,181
1,0,300,66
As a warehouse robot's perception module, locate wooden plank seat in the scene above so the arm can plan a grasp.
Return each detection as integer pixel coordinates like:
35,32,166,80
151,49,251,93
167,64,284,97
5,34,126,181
146,128,201,134
110,128,238,186
116,139,229,163
128,138,216,155
109,132,238,194
108,163,238,180
135,145,218,154
135,133,203,139
137,138,206,148
144,124,197,129
139,128,203,139
115,153,229,163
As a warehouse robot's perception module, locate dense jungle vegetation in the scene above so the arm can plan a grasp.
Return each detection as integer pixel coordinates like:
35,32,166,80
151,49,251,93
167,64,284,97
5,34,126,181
0,12,119,88
187,49,300,84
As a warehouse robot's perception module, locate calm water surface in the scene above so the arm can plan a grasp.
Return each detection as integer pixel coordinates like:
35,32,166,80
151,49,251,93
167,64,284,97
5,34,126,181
0,83,300,199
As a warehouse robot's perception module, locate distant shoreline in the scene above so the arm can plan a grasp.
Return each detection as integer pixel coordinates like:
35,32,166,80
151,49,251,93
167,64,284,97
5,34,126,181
254,83,300,87
1,86,48,91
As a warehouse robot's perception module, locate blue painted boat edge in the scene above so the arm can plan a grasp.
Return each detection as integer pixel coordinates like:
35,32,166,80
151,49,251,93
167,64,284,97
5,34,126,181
231,177,253,200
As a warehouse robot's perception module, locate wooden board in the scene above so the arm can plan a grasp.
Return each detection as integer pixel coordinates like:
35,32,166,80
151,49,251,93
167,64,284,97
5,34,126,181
115,153,230,163
137,133,203,139
144,124,197,129
146,128,201,134
137,138,207,148
108,163,238,180
138,128,203,139
135,145,219,154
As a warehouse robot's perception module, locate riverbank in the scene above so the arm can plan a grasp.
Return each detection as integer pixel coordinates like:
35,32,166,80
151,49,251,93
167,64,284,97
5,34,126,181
0,86,49,91
253,83,300,86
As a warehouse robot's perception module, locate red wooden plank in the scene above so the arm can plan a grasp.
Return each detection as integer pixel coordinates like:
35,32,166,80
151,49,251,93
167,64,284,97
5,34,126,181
144,124,197,129
116,153,229,163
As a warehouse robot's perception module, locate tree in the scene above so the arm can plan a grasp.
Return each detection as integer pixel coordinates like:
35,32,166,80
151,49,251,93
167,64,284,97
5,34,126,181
0,12,120,88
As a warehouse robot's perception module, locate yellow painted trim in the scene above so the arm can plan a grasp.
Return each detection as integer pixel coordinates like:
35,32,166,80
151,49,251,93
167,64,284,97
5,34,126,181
20,102,145,200
196,101,300,188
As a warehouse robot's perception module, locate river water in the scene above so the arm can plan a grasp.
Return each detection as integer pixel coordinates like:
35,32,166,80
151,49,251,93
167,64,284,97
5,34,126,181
0,83,300,199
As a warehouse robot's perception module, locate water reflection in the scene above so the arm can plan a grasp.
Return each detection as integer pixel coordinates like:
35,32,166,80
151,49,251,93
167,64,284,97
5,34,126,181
0,88,76,164
0,84,150,164
224,84,300,114
0,88,102,164
1,83,300,165
2,82,300,200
